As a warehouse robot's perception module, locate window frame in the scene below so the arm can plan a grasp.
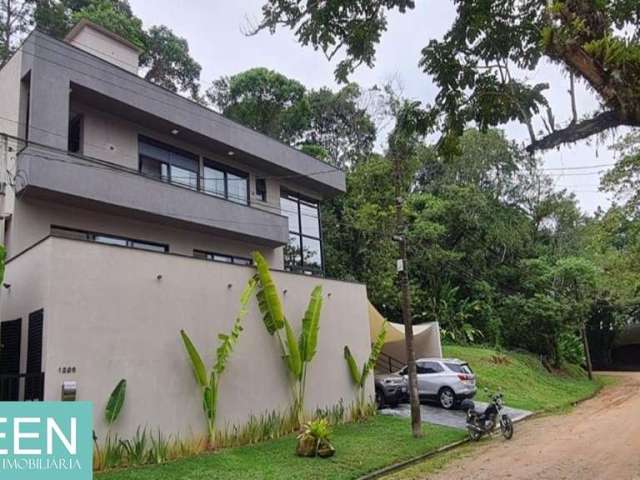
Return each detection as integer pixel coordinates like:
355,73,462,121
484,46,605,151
138,135,199,190
202,158,250,206
280,190,324,276
256,178,267,202
194,249,253,266
51,226,169,253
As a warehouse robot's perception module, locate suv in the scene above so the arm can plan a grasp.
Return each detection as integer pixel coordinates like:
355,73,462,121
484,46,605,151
374,372,405,409
399,358,476,409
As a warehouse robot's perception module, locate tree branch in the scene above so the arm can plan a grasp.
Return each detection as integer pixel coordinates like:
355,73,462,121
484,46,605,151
526,110,623,153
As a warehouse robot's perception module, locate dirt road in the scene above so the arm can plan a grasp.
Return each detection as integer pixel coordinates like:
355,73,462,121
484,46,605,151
424,372,640,480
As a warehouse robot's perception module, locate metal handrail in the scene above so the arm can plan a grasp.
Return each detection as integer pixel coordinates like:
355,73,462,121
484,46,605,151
376,351,405,374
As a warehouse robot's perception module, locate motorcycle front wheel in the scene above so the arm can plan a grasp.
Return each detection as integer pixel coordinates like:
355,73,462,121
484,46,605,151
467,427,482,441
500,415,514,440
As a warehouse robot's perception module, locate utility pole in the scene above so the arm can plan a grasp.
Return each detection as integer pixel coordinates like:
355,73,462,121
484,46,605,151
393,152,422,438
581,324,593,380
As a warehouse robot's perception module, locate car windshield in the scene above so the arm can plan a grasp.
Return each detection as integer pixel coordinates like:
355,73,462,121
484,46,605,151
445,362,473,374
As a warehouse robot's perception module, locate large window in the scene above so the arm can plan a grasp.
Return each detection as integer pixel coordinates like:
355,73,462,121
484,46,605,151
203,160,249,205
51,226,168,253
281,191,323,275
139,136,199,190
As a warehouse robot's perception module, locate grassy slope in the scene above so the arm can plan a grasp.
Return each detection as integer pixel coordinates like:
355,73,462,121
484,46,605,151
98,417,465,480
99,345,601,480
443,345,601,412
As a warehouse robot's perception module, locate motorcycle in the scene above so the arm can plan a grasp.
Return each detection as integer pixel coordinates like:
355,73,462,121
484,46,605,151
460,392,514,441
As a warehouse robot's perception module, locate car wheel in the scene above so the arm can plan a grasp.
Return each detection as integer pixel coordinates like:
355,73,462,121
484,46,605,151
438,387,456,410
376,389,385,409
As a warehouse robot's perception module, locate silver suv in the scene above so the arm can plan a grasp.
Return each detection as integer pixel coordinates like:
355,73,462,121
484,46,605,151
399,358,476,409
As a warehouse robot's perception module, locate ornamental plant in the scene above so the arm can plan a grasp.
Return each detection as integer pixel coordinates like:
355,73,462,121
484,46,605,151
344,321,387,416
180,277,256,448
251,251,323,426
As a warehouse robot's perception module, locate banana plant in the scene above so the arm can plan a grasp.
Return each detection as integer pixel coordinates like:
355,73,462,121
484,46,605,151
105,379,127,427
251,251,323,425
344,322,387,408
180,277,256,447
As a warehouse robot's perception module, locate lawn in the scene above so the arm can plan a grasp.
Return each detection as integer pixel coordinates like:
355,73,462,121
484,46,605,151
443,345,602,412
98,345,602,480
97,416,466,480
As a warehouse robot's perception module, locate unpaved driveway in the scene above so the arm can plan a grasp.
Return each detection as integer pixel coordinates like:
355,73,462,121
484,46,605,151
423,372,640,480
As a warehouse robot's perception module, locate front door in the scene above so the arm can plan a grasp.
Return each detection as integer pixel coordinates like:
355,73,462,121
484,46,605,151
0,318,22,401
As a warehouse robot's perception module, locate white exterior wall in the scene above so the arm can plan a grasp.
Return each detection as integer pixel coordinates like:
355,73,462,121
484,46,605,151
1,237,372,439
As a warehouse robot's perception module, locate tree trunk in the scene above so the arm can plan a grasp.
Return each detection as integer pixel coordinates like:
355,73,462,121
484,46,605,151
581,324,593,380
393,153,422,438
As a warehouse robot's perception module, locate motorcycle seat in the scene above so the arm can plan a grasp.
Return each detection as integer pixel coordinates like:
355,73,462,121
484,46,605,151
460,399,475,412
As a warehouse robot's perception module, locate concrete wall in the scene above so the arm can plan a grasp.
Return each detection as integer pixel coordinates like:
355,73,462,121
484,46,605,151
0,239,53,399
0,50,22,138
73,100,289,213
21,31,345,195
68,25,139,74
8,197,284,266
1,237,372,439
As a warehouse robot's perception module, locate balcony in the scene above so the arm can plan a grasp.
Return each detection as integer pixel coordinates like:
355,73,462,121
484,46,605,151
15,146,289,246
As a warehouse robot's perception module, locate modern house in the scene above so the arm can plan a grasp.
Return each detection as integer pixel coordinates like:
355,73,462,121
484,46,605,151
0,21,372,438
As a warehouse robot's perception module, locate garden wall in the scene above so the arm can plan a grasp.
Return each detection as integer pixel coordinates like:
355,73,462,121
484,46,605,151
2,236,373,438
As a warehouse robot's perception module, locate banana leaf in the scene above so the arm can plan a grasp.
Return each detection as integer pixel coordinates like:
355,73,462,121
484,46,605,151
361,321,388,387
214,278,256,374
343,346,362,385
284,318,302,379
180,330,208,387
299,286,322,362
105,379,127,425
252,252,285,334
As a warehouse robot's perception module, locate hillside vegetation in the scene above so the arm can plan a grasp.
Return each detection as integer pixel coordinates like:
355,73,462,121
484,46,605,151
444,345,602,412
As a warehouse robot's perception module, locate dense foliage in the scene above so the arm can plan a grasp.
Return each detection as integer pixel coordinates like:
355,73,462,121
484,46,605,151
208,68,375,168
254,0,640,154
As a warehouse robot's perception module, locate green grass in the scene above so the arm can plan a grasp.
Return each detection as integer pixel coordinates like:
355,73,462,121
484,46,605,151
443,344,602,412
99,345,603,480
97,416,466,480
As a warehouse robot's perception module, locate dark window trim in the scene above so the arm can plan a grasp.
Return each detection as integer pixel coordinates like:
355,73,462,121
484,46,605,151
51,225,169,253
256,177,267,202
281,189,324,276
194,249,253,266
138,135,199,163
203,158,250,205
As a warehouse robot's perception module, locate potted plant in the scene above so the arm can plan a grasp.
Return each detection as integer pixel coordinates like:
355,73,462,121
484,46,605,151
296,419,335,458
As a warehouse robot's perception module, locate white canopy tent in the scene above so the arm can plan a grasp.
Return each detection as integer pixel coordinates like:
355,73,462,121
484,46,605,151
369,302,442,365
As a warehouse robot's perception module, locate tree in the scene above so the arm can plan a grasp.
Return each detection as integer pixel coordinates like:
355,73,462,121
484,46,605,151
207,67,310,144
0,0,33,64
208,69,376,167
254,0,640,153
141,25,202,98
303,84,376,169
602,130,640,215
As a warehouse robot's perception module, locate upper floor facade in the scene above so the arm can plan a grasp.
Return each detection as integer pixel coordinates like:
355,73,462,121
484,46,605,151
0,21,345,274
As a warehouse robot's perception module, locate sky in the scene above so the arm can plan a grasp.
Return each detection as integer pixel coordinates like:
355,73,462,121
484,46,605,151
129,0,626,214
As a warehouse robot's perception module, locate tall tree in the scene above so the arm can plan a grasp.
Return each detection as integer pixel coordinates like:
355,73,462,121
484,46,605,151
0,0,33,64
141,25,201,98
207,67,310,144
254,0,640,154
208,68,376,167
602,130,640,215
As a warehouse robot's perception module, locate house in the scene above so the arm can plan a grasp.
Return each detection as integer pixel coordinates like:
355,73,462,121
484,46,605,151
0,21,372,438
